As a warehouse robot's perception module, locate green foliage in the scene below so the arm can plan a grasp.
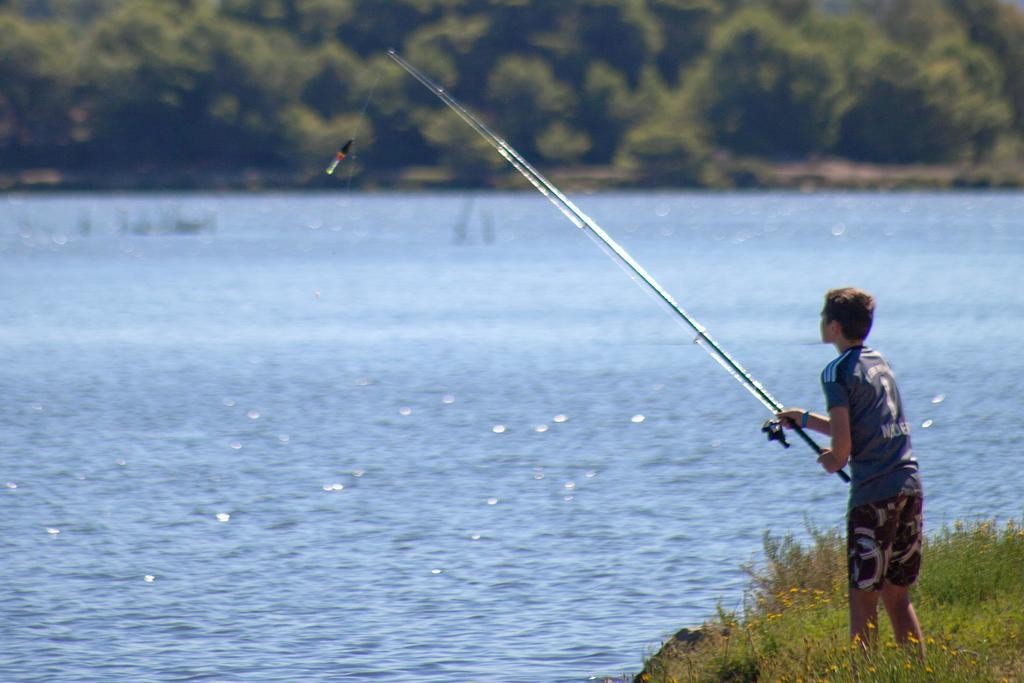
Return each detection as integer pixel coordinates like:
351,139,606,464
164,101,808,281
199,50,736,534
282,107,370,163
486,55,574,155
648,0,723,84
638,518,1024,682
616,109,713,185
577,62,641,162
2,0,1023,182
0,11,75,164
610,64,716,183
919,519,1024,606
336,0,436,57
220,0,356,44
80,1,319,165
3,0,125,24
525,0,660,88
83,2,213,161
403,12,493,96
924,38,1013,158
684,7,848,157
745,522,846,607
836,38,1011,162
417,107,504,178
855,0,965,50
947,0,1024,132
301,43,365,118
836,46,946,162
536,121,592,163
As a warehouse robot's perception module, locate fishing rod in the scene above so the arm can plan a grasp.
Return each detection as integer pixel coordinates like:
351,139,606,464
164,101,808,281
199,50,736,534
387,49,849,483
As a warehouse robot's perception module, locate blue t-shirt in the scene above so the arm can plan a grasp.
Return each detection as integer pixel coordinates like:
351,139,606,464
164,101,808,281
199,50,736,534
821,346,922,509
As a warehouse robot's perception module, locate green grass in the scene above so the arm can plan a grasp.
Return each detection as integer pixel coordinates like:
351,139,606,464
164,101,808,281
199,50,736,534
635,518,1024,682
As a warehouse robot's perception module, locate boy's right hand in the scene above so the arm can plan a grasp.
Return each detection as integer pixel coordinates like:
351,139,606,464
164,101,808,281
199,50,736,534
775,409,805,428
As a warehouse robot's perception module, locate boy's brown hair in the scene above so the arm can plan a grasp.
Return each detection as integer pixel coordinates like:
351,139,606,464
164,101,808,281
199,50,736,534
823,287,875,341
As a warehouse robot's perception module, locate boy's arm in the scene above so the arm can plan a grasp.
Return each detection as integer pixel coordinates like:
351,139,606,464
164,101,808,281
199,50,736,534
776,408,831,436
817,406,851,473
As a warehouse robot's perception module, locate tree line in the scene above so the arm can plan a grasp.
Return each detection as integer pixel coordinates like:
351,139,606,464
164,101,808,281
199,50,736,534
2,0,1023,186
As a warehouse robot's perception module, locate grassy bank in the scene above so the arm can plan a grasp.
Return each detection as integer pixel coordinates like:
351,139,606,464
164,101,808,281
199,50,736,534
635,518,1024,682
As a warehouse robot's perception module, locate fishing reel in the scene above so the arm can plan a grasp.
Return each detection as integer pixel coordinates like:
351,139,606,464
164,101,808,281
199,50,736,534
761,418,790,448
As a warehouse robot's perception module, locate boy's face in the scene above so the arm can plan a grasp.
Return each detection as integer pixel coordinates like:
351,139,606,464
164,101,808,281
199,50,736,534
820,313,839,344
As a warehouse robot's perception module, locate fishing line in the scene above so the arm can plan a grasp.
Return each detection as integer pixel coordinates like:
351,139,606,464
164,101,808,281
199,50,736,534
345,74,380,191
388,49,849,483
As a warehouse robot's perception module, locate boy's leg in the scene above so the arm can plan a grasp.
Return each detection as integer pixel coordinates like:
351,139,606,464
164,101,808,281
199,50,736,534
847,501,885,649
881,581,924,655
884,494,924,654
849,587,880,649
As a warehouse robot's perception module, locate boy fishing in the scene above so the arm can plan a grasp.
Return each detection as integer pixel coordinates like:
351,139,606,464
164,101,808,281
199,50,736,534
777,287,924,654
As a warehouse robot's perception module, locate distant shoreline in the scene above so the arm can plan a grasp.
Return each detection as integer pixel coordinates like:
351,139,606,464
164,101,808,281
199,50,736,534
3,158,1023,193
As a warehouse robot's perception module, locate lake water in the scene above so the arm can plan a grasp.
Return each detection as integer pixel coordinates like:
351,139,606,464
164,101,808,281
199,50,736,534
1,191,1022,682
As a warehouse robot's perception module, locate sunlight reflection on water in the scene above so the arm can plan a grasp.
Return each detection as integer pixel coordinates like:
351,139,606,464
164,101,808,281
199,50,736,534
1,191,1021,682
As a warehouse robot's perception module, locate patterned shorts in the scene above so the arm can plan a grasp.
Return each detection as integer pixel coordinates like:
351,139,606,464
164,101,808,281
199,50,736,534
847,494,923,591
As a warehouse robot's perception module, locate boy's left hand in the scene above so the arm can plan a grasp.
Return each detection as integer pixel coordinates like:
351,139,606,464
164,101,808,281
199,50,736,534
817,448,839,473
